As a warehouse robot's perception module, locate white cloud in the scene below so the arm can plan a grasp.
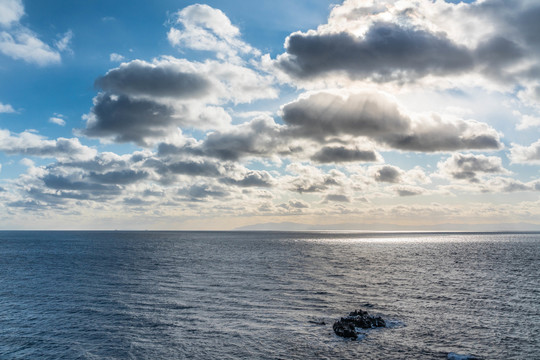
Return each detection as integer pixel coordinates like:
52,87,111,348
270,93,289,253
0,30,61,65
514,110,540,130
54,30,73,53
0,0,66,66
19,157,34,167
49,115,66,126
167,4,258,61
0,102,15,113
109,53,124,62
0,129,96,161
509,140,540,164
0,0,23,27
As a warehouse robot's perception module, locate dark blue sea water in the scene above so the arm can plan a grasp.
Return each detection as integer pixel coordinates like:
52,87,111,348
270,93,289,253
0,231,539,359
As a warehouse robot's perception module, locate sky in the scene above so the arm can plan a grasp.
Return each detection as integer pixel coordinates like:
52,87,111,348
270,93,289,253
1,0,540,230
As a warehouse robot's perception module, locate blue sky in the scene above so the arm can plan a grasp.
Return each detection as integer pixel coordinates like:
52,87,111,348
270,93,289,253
1,0,540,230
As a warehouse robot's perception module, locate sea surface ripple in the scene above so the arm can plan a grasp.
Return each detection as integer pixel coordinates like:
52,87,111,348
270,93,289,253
0,231,539,359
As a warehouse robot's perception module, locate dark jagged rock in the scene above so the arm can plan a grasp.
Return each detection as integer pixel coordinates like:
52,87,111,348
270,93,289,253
347,309,386,328
333,309,386,339
333,319,358,339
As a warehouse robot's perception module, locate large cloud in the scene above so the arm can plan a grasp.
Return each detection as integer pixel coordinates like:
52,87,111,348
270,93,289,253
277,22,474,81
281,91,502,152
273,0,540,94
83,56,276,145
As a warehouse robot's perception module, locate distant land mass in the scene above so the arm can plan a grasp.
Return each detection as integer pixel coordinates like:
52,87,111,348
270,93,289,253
234,222,540,232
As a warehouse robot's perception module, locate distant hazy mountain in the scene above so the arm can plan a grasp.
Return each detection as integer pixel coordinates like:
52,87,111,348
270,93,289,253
234,222,540,232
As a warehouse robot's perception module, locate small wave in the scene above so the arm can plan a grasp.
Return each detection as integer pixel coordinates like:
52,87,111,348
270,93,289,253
447,352,480,360
384,319,406,329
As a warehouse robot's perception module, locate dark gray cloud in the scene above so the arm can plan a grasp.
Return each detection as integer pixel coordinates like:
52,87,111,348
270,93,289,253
324,194,350,202
395,187,423,197
220,171,273,187
201,117,286,160
30,187,91,201
155,117,296,162
55,154,132,172
506,4,540,50
311,145,378,163
456,2,540,85
166,160,222,177
20,181,116,208
82,55,274,146
95,60,211,98
475,36,524,68
144,157,225,181
288,200,308,208
439,153,507,183
123,197,154,206
373,165,401,183
383,124,502,152
277,22,474,81
281,91,502,152
42,174,121,192
479,177,537,193
88,170,148,185
157,142,205,157
290,174,339,193
275,1,540,88
182,183,228,200
143,189,165,197
82,93,176,146
7,199,44,210
501,181,530,193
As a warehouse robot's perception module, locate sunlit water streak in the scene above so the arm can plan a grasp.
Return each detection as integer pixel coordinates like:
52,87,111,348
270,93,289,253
0,231,538,359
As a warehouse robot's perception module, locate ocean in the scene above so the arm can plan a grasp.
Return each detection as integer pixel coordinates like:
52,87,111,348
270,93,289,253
0,231,538,359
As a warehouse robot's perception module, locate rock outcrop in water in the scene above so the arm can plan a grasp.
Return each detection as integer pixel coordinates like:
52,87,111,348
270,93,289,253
333,309,386,340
